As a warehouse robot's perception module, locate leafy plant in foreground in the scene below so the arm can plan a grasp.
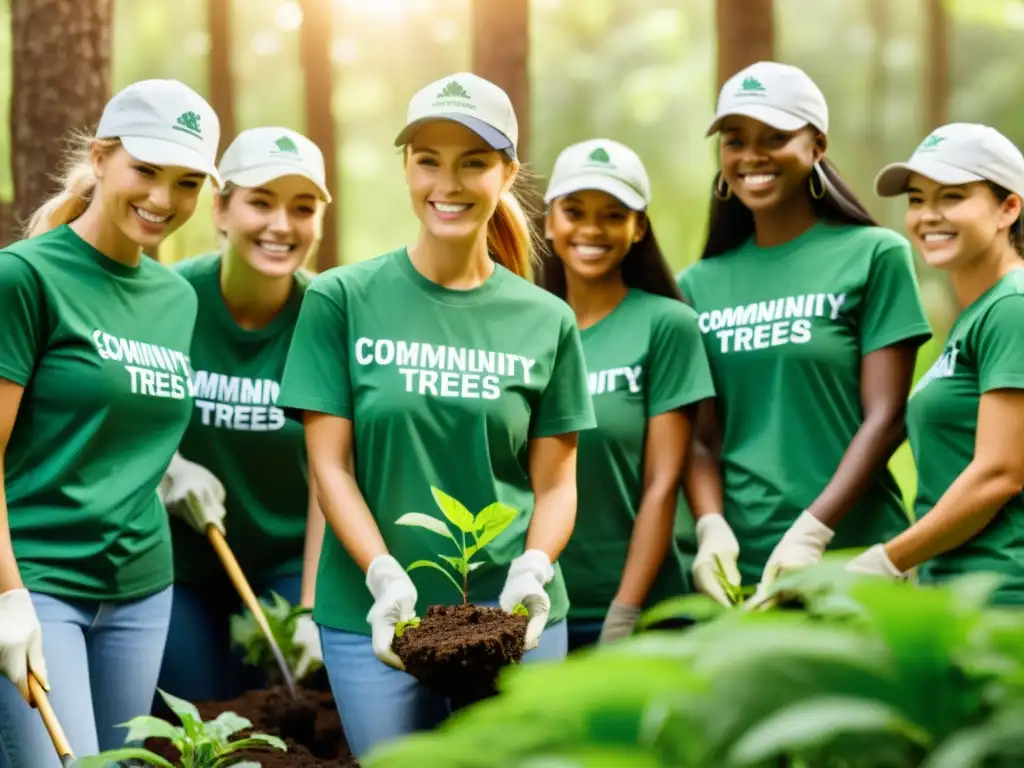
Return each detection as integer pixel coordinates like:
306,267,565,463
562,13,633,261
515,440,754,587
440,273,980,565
75,688,286,767
230,590,322,682
396,486,520,605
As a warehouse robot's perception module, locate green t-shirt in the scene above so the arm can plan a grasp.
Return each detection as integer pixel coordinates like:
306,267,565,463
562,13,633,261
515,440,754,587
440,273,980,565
169,253,310,588
677,222,932,581
910,269,1024,604
1,225,197,600
278,248,597,633
560,290,716,620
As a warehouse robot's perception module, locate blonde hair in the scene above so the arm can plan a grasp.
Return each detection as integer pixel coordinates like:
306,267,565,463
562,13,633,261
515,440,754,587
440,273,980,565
488,171,539,279
24,134,121,239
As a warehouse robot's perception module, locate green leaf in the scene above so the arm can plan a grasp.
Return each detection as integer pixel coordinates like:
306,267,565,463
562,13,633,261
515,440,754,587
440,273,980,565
74,747,177,768
395,512,456,542
471,501,519,553
212,733,289,764
396,617,421,638
156,688,203,737
637,594,726,629
923,707,1024,768
408,559,465,598
116,714,182,744
513,603,529,617
728,696,930,764
204,710,253,742
430,487,476,533
440,554,468,575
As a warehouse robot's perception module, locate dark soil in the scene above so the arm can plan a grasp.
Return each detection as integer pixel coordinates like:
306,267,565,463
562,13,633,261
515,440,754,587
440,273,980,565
146,673,358,767
392,603,528,707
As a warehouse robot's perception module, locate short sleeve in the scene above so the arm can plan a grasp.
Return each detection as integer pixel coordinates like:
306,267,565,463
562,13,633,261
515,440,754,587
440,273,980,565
278,284,352,418
646,303,716,417
859,237,933,354
973,295,1024,393
0,255,48,386
676,268,694,305
531,312,596,438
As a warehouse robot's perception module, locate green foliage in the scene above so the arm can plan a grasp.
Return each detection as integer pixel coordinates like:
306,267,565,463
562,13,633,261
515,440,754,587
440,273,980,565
363,562,1024,768
396,487,519,604
230,591,321,682
75,689,286,768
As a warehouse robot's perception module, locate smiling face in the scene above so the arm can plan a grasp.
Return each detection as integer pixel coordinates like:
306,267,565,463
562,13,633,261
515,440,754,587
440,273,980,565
404,121,517,244
718,115,824,212
545,189,644,283
214,176,323,279
904,173,1022,271
93,144,206,249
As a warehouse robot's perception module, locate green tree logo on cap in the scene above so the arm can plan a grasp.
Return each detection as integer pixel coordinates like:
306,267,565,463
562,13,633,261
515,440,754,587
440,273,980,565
437,81,470,99
174,111,202,138
588,147,611,163
741,76,766,92
917,134,946,151
275,136,299,154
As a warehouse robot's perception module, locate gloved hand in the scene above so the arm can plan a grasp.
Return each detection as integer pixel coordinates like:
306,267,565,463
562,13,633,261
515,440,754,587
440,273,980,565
0,588,49,703
292,613,323,679
691,513,742,606
846,544,905,578
365,555,417,671
750,511,834,607
598,602,642,644
499,549,553,651
159,453,226,534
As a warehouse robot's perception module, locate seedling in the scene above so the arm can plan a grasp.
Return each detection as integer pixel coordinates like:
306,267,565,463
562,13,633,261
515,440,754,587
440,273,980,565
396,487,520,605
715,554,756,606
230,591,322,682
74,688,286,768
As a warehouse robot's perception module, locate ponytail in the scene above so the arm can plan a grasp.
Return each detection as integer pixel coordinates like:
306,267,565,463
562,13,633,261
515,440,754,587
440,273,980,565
487,182,537,279
23,134,121,239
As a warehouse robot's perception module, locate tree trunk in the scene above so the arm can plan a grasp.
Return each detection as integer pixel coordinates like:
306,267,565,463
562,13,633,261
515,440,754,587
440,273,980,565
298,0,339,271
924,0,949,131
714,0,774,91
471,0,530,163
10,0,113,236
208,0,237,161
867,0,889,171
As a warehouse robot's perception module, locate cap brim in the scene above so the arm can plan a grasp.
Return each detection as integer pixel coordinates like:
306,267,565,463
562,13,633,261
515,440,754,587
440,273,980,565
705,105,808,137
394,114,516,159
220,164,332,203
544,174,647,211
874,158,985,197
121,136,222,187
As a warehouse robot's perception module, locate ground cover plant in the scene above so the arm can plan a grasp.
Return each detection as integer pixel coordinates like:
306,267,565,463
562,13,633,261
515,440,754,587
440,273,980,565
230,590,323,685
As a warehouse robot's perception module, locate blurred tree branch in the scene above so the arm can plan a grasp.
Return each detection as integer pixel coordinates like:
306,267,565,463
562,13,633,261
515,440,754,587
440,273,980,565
715,0,774,91
209,0,236,161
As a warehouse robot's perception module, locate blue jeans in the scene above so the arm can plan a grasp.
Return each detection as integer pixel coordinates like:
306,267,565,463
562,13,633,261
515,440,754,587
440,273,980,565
155,573,301,706
0,587,172,768
322,614,568,760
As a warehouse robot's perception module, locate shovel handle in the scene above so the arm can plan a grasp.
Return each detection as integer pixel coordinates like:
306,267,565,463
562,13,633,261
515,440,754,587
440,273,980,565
205,522,298,699
28,673,75,765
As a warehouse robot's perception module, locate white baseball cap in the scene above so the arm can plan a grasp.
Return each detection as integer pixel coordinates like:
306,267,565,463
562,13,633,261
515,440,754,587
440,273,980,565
706,61,829,137
544,139,651,211
218,127,331,202
394,72,517,159
875,123,1024,199
96,79,221,186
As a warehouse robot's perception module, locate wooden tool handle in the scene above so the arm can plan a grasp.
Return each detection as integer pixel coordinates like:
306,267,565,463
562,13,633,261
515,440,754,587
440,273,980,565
28,673,75,762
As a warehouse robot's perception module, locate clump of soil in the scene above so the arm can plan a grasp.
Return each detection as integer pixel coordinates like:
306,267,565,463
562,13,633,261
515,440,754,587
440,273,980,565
392,603,528,707
146,676,358,767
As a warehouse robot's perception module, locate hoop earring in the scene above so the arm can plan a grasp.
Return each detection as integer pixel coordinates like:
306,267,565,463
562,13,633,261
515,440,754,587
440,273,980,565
809,164,826,200
714,172,732,201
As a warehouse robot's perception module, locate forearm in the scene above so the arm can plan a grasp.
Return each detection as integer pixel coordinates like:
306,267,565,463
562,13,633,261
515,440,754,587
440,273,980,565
0,469,24,593
806,411,905,528
524,482,577,562
684,442,725,519
614,487,676,606
310,460,387,574
885,461,1019,571
300,477,326,608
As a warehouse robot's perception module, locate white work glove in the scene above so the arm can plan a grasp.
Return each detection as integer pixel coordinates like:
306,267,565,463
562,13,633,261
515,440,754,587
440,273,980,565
691,513,742,606
159,453,226,534
365,555,418,671
846,544,906,578
499,549,553,651
750,511,834,607
598,602,643,644
292,613,323,679
0,588,49,703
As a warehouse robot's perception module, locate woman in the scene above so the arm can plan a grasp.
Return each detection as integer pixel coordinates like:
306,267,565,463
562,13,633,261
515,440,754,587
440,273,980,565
155,127,331,705
847,123,1024,605
677,61,933,606
537,138,715,648
277,72,595,758
0,79,219,764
